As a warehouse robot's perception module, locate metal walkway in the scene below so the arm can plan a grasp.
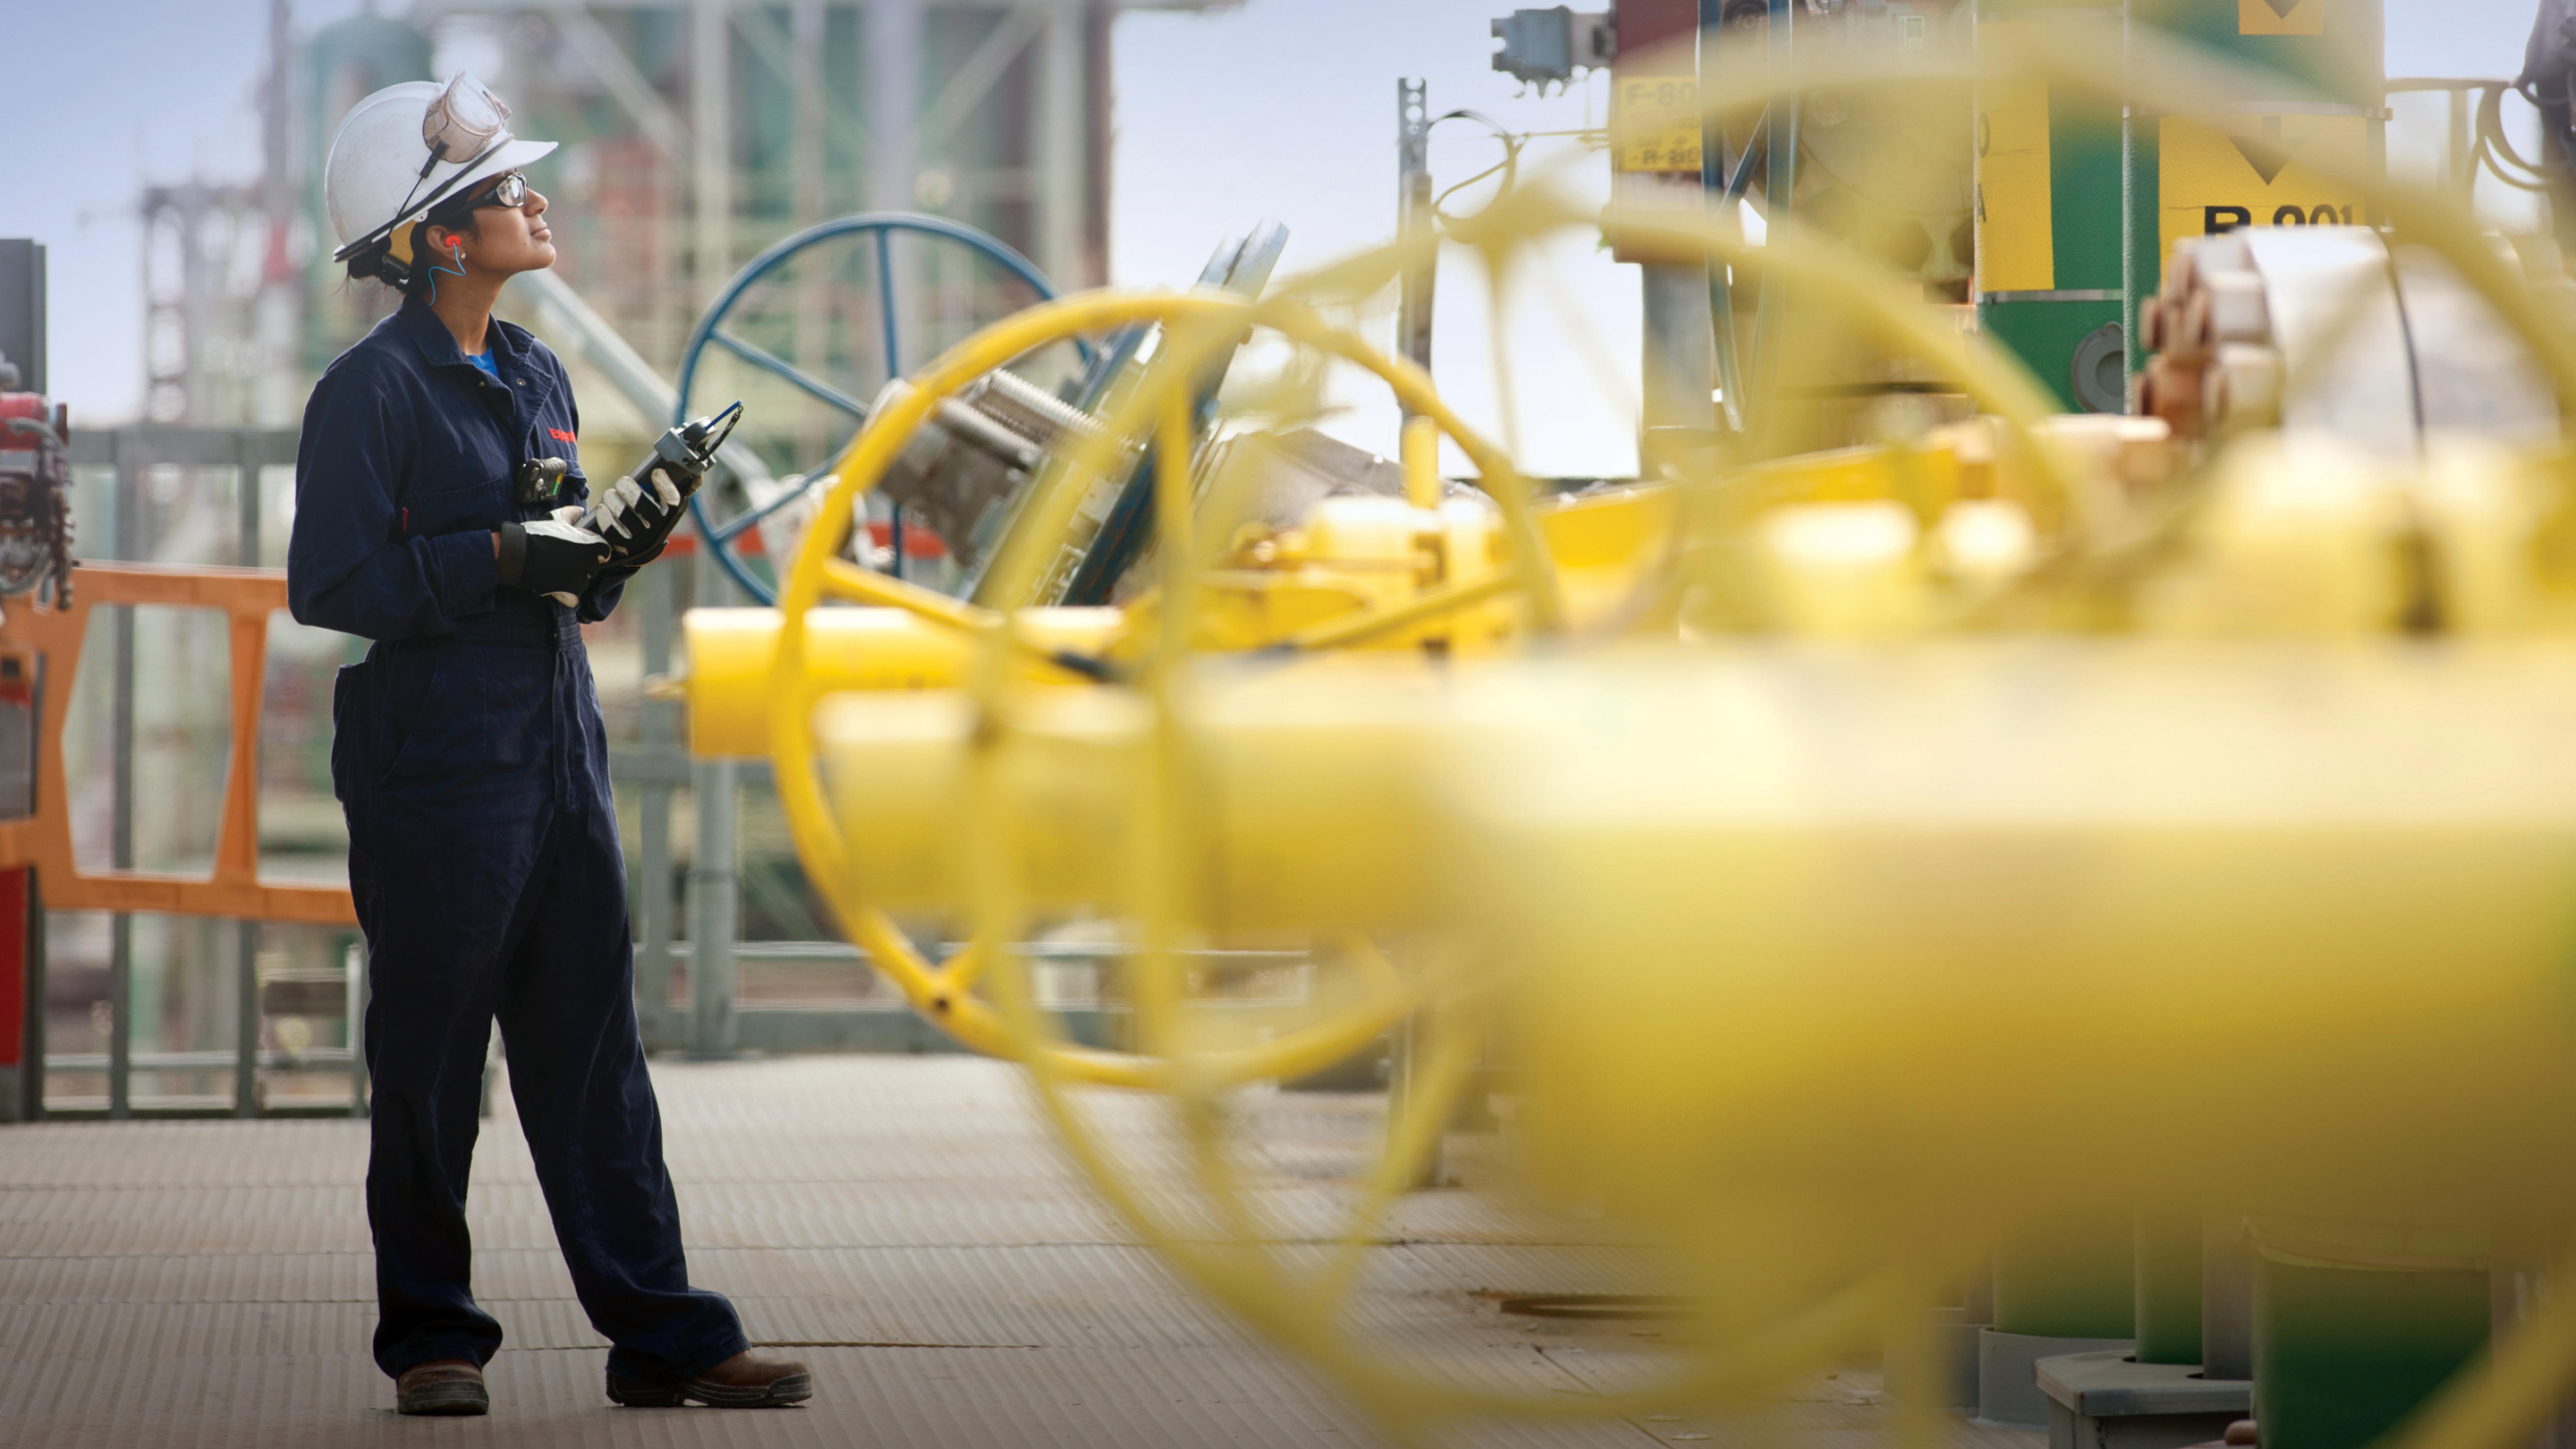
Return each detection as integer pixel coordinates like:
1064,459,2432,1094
0,1055,2048,1448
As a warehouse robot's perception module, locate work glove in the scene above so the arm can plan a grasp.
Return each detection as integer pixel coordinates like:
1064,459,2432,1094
555,504,643,617
498,513,612,606
583,463,692,566
579,558,646,619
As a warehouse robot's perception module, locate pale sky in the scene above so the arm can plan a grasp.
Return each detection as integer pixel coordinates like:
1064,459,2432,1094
2,0,2553,479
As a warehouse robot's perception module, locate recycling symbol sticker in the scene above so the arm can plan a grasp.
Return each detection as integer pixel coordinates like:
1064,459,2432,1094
2157,112,2368,271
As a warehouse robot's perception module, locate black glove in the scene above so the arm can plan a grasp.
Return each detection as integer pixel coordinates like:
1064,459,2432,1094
497,516,612,605
579,559,646,616
583,463,692,565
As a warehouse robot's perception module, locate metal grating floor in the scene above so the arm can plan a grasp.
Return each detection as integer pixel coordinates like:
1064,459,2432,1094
0,1055,2051,1449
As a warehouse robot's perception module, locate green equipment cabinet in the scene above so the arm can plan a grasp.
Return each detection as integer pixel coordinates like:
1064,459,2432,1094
2249,1218,2488,1449
2134,1207,2205,1367
1975,0,2384,410
1973,0,2130,413
1981,1210,2138,1425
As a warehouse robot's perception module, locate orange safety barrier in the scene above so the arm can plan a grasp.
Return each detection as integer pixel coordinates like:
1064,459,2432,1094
0,563,355,926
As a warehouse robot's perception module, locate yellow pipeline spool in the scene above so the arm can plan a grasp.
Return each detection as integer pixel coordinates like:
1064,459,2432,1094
671,30,2576,1445
810,640,2576,1434
815,642,2576,1222
837,203,2576,1449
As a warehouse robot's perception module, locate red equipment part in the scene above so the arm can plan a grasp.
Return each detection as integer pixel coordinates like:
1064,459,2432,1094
0,392,73,607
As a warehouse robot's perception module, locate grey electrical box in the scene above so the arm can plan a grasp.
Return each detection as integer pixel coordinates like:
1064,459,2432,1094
0,242,43,395
1490,8,1614,91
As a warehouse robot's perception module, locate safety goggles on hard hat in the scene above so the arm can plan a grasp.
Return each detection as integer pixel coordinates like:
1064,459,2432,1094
422,73,510,166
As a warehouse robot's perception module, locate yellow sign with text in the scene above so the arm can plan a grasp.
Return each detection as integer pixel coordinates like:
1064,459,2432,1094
2239,0,2326,36
2157,114,2368,270
1615,76,1704,174
1976,63,2056,294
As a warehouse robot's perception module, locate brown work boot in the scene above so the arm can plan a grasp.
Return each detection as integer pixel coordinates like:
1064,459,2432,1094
396,1359,488,1416
606,1350,811,1409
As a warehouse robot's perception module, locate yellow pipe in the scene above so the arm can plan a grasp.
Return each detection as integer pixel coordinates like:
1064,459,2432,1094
682,606,1121,758
1402,415,1443,511
1275,572,1518,654
815,672,1447,931
818,641,2576,1224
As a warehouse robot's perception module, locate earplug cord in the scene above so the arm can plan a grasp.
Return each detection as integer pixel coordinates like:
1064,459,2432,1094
428,241,468,305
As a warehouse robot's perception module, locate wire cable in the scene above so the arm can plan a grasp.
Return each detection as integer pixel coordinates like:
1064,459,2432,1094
425,242,468,305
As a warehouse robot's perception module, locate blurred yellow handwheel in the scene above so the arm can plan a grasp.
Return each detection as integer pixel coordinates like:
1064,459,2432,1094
765,288,1557,1089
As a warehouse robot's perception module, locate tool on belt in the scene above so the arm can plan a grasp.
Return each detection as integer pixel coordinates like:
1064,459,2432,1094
515,454,583,507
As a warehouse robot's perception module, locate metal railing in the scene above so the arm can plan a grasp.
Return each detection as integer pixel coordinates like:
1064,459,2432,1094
15,423,866,1114
15,426,361,1119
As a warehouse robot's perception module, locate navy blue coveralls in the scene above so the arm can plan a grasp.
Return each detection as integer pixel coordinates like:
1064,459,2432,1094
289,298,748,1384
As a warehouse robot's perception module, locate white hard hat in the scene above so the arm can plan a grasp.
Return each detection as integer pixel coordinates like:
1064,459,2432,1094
325,74,555,275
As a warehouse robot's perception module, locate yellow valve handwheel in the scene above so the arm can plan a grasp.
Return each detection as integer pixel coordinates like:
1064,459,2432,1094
919,216,2041,1435
757,184,2096,1095
764,287,1561,1090
875,174,2386,1439
747,191,2105,1435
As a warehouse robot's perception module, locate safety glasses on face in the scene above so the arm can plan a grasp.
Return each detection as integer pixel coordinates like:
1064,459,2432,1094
470,173,529,212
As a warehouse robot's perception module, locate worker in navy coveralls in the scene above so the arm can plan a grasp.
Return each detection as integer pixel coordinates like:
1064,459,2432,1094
292,75,809,1418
